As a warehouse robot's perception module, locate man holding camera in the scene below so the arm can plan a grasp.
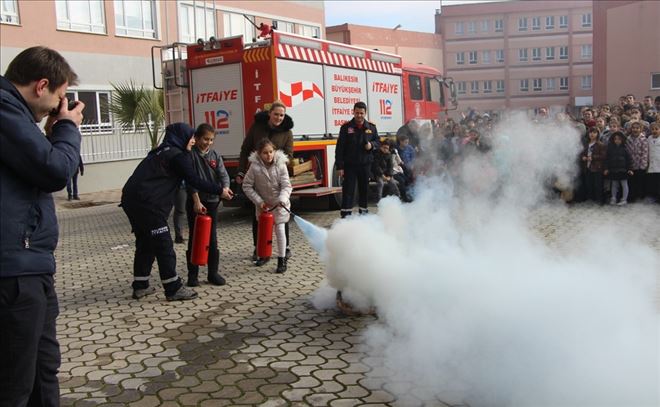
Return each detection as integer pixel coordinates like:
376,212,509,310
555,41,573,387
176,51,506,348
0,46,84,407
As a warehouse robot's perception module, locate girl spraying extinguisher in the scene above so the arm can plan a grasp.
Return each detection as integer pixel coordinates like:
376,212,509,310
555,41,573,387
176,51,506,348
186,123,234,286
242,138,292,273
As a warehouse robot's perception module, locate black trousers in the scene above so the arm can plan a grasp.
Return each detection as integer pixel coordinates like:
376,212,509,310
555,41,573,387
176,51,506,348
123,205,182,296
0,275,60,407
584,171,603,203
628,169,645,201
341,165,371,216
646,172,660,202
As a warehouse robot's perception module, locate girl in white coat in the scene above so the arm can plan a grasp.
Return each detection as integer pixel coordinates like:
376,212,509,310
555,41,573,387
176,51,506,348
242,138,293,273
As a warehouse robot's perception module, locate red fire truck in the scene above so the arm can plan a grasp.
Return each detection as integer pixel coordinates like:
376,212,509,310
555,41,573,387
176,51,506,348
153,31,456,205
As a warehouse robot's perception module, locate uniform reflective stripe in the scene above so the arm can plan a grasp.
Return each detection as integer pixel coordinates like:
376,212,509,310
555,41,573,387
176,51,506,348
134,276,150,281
161,276,179,284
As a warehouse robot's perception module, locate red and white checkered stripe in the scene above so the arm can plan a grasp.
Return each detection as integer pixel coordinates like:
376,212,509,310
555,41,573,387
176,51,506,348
277,43,396,74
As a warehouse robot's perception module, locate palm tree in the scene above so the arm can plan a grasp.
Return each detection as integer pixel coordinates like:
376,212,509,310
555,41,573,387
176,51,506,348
108,81,164,149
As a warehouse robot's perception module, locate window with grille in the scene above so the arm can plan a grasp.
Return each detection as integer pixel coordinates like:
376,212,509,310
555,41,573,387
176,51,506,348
581,75,592,90
471,81,479,93
582,13,591,28
455,21,464,35
519,48,528,62
56,0,106,33
546,47,555,60
546,16,554,29
456,52,465,65
532,17,541,31
0,0,19,24
482,50,491,64
496,49,504,63
496,80,505,92
532,48,541,61
520,79,529,92
484,81,492,93
560,77,569,90
546,78,556,90
495,19,503,32
469,51,478,64
533,78,542,91
518,17,527,31
559,15,568,28
181,3,216,43
114,0,157,39
559,46,569,60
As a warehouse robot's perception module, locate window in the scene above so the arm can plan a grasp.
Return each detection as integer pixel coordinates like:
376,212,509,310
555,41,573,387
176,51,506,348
560,77,569,90
546,15,555,29
559,46,569,60
581,75,592,90
467,21,476,34
484,80,492,93
275,20,295,33
222,11,254,42
471,80,479,94
520,79,529,92
582,13,592,28
481,20,489,32
532,47,541,61
409,75,423,100
653,73,660,89
1,0,19,24
581,44,592,59
532,17,541,31
56,0,106,33
455,21,464,35
533,78,542,91
495,19,503,32
457,81,467,95
546,47,555,60
482,50,491,64
456,52,465,65
496,49,504,63
559,15,568,28
180,3,215,43
518,17,528,31
299,24,320,38
546,78,556,90
114,0,157,39
67,90,112,131
496,80,505,93
469,51,478,64
519,48,528,62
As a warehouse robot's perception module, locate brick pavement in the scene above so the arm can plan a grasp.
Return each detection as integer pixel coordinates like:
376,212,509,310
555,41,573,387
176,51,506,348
53,192,660,406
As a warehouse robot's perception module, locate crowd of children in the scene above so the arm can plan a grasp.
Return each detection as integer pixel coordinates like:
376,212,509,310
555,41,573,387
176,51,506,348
392,94,659,206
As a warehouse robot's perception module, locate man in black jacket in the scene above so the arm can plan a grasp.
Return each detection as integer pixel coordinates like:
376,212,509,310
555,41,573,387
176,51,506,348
1,46,84,407
335,101,380,218
121,123,224,302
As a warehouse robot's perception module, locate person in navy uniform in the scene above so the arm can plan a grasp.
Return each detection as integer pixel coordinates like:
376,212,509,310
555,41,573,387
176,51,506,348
335,101,380,218
121,123,224,302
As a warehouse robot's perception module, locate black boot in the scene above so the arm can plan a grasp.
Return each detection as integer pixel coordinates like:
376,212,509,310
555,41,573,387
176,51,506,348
276,257,287,273
185,250,199,287
207,249,226,286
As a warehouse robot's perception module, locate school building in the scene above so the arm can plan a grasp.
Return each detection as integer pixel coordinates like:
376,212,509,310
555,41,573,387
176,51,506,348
434,0,594,116
0,0,324,192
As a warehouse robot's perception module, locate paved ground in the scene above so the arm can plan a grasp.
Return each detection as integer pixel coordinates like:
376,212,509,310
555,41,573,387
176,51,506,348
53,190,660,406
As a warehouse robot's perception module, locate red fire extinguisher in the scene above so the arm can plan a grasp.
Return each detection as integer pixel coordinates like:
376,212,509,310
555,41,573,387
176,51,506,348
256,210,274,258
191,214,212,265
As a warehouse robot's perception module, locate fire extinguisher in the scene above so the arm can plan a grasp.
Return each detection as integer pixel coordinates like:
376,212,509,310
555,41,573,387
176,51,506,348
191,214,212,265
256,210,274,258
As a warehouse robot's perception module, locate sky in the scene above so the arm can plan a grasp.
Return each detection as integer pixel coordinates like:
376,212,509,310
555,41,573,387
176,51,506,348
324,0,500,33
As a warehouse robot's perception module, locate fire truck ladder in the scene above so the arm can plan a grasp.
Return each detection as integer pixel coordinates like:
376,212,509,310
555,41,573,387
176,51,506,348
152,43,189,125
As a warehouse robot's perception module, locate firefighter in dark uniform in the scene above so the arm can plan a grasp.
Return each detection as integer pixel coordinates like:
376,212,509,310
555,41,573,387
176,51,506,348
121,123,224,301
335,101,380,218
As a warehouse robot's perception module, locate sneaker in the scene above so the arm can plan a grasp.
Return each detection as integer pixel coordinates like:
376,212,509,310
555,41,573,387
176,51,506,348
73,195,80,200
609,198,617,205
255,257,270,267
285,248,292,259
174,236,185,244
132,286,156,300
617,200,627,206
166,286,198,301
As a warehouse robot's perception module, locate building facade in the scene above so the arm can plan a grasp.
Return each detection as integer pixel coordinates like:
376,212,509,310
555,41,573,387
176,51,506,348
592,0,660,105
435,0,593,115
326,23,443,74
0,0,324,192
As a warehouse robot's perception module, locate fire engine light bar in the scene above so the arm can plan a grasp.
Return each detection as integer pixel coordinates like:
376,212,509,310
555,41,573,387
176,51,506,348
371,53,401,64
327,44,365,58
278,35,322,50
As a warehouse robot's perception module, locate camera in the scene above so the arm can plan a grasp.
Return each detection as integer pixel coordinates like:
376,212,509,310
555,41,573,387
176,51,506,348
49,100,79,116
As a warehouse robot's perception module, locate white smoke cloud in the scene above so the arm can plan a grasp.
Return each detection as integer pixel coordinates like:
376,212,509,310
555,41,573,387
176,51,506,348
312,112,660,406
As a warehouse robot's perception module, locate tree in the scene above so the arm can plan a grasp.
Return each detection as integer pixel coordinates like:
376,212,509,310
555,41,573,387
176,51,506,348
109,81,164,149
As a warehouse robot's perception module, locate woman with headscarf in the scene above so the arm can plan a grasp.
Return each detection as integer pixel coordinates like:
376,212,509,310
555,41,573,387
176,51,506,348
121,123,224,302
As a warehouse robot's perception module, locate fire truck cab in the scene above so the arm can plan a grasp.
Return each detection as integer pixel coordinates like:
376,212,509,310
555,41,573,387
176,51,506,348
153,31,456,206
